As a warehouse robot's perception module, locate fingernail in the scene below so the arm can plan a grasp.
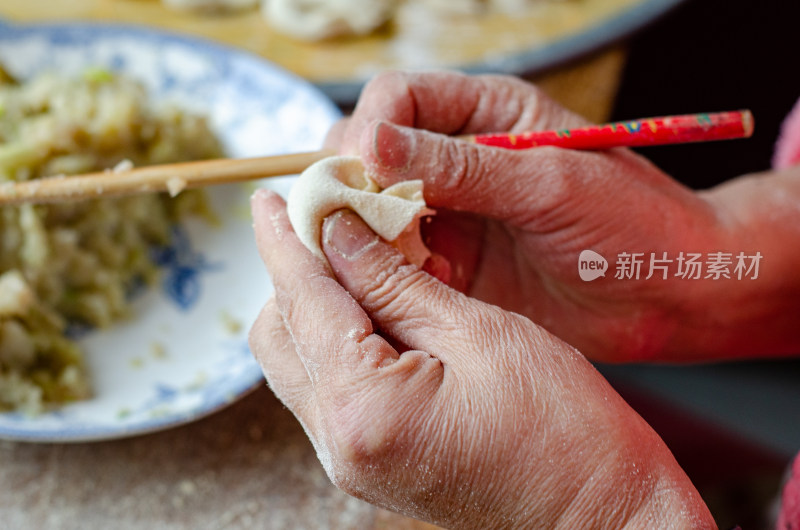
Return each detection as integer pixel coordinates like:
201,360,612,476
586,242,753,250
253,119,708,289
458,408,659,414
323,210,379,260
250,187,272,202
372,121,413,172
250,188,280,211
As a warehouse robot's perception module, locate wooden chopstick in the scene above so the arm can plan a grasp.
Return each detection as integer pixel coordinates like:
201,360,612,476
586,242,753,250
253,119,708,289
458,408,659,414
0,110,752,205
0,149,336,205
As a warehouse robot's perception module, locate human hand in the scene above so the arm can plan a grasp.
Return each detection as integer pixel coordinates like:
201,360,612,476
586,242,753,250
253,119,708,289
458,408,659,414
327,71,798,362
249,190,714,529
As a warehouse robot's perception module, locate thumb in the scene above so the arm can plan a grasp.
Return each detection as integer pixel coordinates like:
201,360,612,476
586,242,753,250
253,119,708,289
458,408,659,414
321,208,502,369
360,120,598,228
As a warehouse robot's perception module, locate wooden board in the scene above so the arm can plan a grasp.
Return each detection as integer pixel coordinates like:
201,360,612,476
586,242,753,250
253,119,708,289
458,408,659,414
0,0,642,102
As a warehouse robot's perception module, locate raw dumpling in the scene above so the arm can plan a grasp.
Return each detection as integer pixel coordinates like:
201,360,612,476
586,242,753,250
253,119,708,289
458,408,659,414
286,156,433,267
262,0,399,41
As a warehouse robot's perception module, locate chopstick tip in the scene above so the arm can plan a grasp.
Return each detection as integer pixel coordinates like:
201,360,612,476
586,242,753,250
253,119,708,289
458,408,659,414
742,109,755,137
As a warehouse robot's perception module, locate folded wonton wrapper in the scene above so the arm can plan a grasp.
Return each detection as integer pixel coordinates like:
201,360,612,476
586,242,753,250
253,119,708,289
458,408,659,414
287,156,434,266
262,0,398,41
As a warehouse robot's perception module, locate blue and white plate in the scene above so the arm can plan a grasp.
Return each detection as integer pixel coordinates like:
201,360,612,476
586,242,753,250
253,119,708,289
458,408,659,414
0,22,341,442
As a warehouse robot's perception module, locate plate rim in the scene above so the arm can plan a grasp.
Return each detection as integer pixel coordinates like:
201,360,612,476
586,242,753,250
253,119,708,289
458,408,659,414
0,21,340,443
0,18,340,96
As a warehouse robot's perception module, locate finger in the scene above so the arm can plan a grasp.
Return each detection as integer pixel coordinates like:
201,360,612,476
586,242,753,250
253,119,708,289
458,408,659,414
249,297,317,429
251,189,447,449
339,70,586,154
361,120,626,229
250,188,400,383
322,209,512,368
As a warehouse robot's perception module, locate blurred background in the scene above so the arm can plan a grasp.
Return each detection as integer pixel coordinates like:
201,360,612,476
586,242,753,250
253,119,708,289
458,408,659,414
1,1,798,528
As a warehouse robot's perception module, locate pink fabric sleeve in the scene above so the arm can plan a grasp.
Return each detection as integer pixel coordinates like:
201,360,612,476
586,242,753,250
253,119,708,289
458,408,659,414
777,454,800,529
774,97,800,529
773,98,800,169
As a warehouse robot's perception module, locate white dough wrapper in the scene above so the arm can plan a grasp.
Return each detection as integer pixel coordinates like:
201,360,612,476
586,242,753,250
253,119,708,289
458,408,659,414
287,156,434,266
262,0,399,41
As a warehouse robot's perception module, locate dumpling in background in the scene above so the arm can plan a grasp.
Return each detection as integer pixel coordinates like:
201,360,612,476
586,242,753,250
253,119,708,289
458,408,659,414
262,0,399,41
161,0,563,40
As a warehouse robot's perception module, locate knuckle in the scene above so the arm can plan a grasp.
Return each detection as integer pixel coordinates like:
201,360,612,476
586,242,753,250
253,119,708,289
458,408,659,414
479,75,563,129
359,259,431,321
363,70,407,92
277,274,339,335
356,70,410,112
248,301,282,357
319,398,398,482
426,140,485,202
317,358,444,501
510,80,550,125
247,309,267,352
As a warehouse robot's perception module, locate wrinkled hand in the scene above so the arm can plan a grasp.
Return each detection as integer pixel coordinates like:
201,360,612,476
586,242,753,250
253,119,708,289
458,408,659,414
327,71,778,362
249,190,713,529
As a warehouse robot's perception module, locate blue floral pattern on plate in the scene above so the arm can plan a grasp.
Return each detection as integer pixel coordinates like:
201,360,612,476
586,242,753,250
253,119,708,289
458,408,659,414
151,226,222,311
0,22,341,442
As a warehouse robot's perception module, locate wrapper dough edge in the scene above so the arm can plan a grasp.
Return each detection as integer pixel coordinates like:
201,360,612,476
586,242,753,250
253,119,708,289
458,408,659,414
286,156,434,266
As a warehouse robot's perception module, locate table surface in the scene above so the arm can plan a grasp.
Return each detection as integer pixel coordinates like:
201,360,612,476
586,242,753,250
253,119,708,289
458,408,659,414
0,0,640,104
1,385,440,529
2,1,798,524
0,9,628,527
